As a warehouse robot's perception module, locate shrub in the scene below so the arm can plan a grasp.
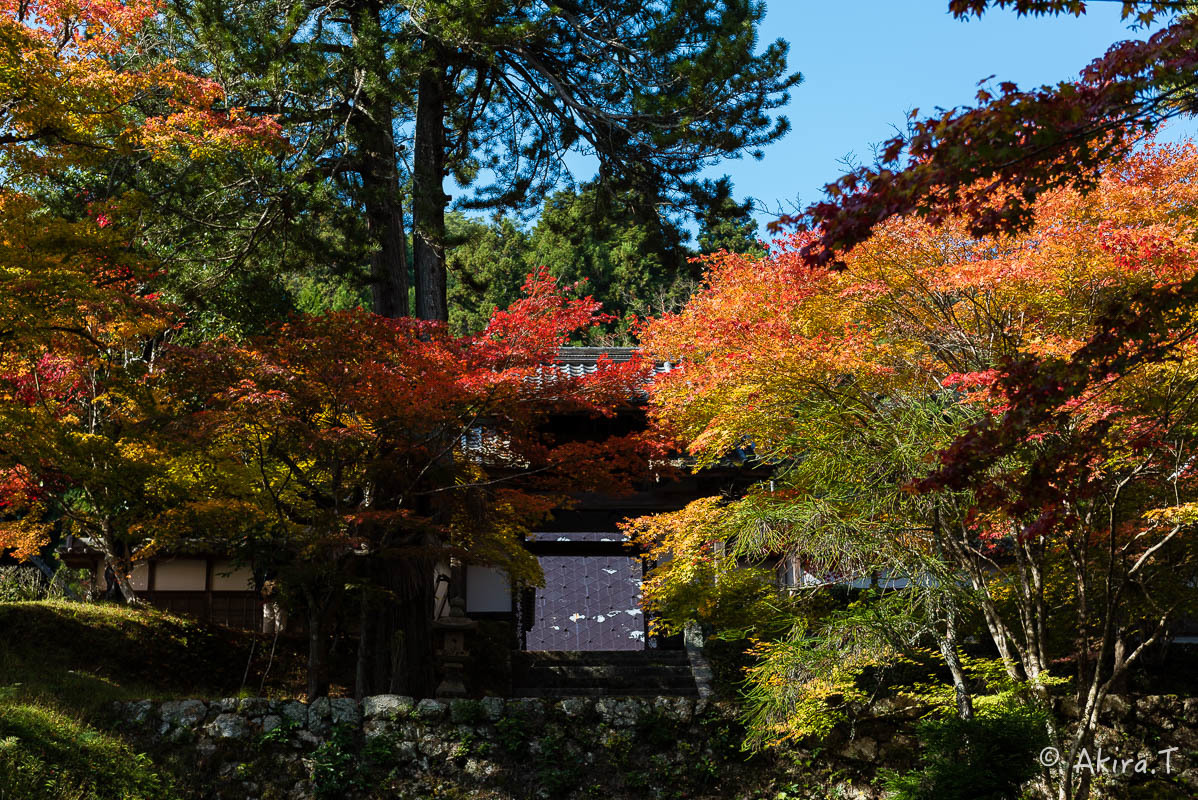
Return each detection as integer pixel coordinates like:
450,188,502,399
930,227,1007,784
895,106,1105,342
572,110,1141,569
0,565,94,603
0,565,44,602
311,724,362,799
880,707,1049,800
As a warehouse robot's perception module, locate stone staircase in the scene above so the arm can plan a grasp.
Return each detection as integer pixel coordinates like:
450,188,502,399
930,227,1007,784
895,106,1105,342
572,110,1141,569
511,649,698,697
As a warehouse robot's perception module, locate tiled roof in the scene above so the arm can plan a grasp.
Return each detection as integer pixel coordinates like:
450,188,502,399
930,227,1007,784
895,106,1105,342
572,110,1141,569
527,531,629,543
547,347,677,380
555,346,641,364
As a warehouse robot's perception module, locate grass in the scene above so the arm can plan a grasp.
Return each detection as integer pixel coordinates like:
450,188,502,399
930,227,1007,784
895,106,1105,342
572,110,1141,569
0,600,309,800
0,701,170,800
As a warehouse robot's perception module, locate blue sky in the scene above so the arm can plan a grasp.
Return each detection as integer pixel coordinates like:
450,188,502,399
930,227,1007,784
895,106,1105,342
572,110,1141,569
726,2,1198,235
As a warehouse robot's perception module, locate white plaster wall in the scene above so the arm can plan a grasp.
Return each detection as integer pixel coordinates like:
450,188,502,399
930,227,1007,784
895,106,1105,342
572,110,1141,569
211,560,253,592
466,565,511,614
130,562,149,591
154,559,206,591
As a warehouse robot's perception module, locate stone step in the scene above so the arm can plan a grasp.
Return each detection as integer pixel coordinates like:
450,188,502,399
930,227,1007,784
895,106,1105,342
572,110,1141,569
514,686,697,698
516,649,691,665
511,649,698,697
524,678,697,693
524,666,695,685
520,662,695,672
524,662,694,675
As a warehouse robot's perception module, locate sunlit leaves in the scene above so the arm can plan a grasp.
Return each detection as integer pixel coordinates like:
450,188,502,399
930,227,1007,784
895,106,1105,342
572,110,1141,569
639,141,1198,747
156,270,664,589
0,0,279,571
777,10,1198,271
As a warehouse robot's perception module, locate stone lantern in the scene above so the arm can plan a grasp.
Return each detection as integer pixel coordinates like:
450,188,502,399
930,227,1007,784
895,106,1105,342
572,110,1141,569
432,595,478,698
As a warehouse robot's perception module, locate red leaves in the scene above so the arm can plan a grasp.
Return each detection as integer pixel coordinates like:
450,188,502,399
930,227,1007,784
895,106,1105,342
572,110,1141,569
653,140,1198,557
0,354,87,410
775,14,1198,270
470,268,607,370
163,271,665,570
942,370,1000,390
1099,226,1197,278
0,465,43,511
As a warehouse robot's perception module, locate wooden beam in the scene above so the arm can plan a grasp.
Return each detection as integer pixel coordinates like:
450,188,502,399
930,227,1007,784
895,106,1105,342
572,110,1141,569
204,557,214,622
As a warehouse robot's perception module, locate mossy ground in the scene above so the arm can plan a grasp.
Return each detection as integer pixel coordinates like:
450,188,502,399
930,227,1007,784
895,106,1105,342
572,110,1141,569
0,601,311,800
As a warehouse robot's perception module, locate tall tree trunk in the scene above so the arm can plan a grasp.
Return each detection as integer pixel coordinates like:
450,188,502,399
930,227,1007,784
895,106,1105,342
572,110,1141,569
354,559,403,698
413,65,448,322
398,559,437,697
362,135,410,319
305,590,331,700
406,61,449,696
353,556,436,697
350,0,409,318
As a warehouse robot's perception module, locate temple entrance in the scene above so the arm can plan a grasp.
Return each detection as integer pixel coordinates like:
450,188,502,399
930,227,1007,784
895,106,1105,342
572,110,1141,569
516,531,647,651
510,534,696,697
522,550,645,651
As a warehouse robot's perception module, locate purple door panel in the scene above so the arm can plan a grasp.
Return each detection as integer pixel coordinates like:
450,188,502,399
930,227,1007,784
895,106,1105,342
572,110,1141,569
524,555,645,651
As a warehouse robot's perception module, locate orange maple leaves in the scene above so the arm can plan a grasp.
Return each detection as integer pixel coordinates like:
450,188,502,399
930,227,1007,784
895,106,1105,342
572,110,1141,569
148,270,663,576
0,466,50,561
0,0,283,565
644,142,1198,468
1,0,284,168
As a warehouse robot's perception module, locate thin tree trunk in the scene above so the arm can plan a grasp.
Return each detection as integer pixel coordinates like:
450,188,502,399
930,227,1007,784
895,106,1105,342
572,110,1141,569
946,534,1025,680
375,562,403,693
976,592,1025,679
107,555,141,605
354,585,373,700
98,520,141,605
1028,537,1050,673
930,510,974,720
258,624,281,696
939,609,974,721
413,65,448,322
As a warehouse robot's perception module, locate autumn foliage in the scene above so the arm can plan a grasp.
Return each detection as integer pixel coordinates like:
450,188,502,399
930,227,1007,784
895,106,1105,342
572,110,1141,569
155,268,659,578
0,0,280,579
7,11,1198,788
0,0,281,163
638,143,1198,793
781,4,1198,268
0,1,673,704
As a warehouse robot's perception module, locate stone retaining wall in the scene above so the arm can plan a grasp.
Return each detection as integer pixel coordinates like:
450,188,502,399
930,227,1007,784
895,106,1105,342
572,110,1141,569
110,693,1198,800
112,694,873,800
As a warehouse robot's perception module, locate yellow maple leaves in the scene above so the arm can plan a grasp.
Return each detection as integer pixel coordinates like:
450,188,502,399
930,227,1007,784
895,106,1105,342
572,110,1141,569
644,142,1198,472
